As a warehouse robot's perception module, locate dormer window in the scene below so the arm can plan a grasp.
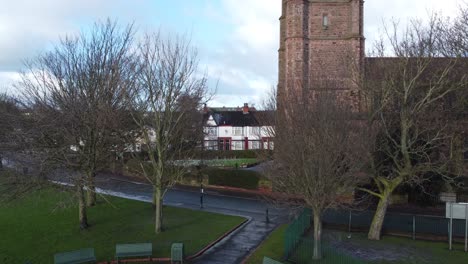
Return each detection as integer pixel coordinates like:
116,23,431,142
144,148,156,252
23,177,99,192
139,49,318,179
322,15,329,29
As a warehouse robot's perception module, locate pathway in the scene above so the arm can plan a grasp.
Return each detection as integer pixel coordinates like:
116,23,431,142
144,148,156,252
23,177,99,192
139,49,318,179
52,174,289,264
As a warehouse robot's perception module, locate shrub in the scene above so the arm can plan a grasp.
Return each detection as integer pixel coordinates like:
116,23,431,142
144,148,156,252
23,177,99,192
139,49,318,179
206,168,260,190
196,150,272,160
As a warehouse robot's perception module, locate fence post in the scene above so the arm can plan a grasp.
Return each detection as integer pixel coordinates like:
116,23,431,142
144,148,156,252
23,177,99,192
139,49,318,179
465,204,468,252
412,216,416,240
450,202,453,251
348,210,352,238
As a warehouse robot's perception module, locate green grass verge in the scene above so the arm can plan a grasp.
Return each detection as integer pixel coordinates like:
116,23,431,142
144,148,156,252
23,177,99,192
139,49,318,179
291,238,364,264
0,186,244,264
351,233,468,264
244,224,288,264
246,225,468,264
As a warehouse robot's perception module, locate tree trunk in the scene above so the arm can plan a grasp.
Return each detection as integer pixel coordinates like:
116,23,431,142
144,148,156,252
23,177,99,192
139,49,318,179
152,193,157,209
368,191,390,240
86,171,96,207
78,183,89,230
154,186,163,234
312,211,322,260
0,155,3,170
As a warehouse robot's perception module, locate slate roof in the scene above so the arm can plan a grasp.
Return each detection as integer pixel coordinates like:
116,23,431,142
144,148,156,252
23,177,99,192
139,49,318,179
203,107,273,127
364,57,468,82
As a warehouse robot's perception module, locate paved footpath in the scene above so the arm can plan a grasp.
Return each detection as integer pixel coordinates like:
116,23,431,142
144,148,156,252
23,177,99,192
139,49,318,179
61,175,289,264
192,213,281,264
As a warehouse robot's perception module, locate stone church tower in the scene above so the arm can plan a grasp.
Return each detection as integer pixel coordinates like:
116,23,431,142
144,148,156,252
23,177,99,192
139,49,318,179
278,0,365,108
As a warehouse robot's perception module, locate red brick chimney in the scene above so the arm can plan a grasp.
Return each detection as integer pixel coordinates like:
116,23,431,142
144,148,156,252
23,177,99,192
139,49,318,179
242,103,249,114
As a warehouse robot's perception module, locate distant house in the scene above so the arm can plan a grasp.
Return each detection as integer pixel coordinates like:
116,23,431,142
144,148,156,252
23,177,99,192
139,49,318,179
203,103,274,151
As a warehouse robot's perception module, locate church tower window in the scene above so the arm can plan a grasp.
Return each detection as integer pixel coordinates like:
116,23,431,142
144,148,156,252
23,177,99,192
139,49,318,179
322,14,329,29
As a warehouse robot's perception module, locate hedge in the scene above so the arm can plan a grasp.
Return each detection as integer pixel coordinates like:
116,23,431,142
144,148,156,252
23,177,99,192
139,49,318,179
196,150,272,160
206,168,260,190
116,158,263,190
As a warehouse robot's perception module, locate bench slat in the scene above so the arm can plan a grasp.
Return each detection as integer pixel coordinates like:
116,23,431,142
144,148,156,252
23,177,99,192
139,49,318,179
54,248,96,264
116,243,152,258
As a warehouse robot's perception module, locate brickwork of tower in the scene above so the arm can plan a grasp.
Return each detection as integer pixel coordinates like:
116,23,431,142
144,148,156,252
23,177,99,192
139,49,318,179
278,0,365,109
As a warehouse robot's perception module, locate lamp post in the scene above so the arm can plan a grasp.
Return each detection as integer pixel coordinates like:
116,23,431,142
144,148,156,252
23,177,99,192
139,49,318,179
200,183,204,209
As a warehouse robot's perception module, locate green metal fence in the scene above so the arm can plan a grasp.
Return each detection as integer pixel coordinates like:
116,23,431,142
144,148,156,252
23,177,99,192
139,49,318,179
284,207,468,264
322,209,466,239
288,238,366,264
284,208,366,264
284,208,312,260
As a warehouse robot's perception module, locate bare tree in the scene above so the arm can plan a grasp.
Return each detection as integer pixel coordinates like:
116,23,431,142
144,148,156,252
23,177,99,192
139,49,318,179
267,87,369,260
129,32,210,234
0,91,56,203
360,15,468,240
436,3,468,131
18,20,137,229
0,93,22,170
436,3,468,58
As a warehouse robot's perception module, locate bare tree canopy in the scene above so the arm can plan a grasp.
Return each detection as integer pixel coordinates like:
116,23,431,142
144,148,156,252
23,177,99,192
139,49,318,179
361,10,468,240
129,31,210,234
267,88,369,260
436,4,468,57
18,19,138,229
0,93,23,168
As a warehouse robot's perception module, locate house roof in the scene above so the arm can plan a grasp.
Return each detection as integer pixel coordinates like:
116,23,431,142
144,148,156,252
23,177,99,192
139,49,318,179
203,106,273,126
364,57,468,81
364,56,468,119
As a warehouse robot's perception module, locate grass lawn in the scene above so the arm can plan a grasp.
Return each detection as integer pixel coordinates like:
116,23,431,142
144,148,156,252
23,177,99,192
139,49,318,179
0,185,245,264
245,225,468,264
244,224,288,264
341,232,468,264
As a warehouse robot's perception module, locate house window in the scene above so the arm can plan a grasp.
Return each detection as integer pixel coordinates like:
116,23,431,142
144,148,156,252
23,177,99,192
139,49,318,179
204,141,217,150
233,127,243,136
250,141,261,150
250,127,260,136
206,127,217,136
218,138,231,151
323,15,329,29
262,137,274,150
233,141,243,150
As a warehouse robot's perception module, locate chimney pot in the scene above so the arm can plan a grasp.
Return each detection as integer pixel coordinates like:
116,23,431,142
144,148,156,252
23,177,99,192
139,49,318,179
242,103,249,114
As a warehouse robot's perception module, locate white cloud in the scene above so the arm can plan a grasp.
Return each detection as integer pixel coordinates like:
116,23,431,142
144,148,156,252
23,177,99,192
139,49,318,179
223,0,280,52
365,0,464,49
202,0,280,106
206,0,463,106
0,0,154,72
0,72,21,94
0,0,464,106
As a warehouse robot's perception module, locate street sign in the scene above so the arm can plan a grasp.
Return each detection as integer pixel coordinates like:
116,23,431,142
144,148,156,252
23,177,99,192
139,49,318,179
446,203,468,220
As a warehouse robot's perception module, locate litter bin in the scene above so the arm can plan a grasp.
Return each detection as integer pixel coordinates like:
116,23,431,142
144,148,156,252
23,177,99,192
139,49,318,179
171,243,184,264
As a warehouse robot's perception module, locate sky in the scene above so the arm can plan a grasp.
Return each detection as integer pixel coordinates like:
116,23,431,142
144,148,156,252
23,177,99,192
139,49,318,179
0,0,464,107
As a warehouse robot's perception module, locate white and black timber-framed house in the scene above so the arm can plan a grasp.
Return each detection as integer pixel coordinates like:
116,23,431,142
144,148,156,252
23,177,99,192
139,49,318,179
202,103,274,151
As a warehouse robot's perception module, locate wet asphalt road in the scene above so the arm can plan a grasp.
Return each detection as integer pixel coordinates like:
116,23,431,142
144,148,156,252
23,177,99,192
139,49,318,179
87,176,289,264
5,155,289,264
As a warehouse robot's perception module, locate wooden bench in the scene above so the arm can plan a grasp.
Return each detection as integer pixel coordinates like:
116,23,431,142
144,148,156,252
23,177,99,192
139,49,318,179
54,248,96,264
115,243,152,262
263,256,284,264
